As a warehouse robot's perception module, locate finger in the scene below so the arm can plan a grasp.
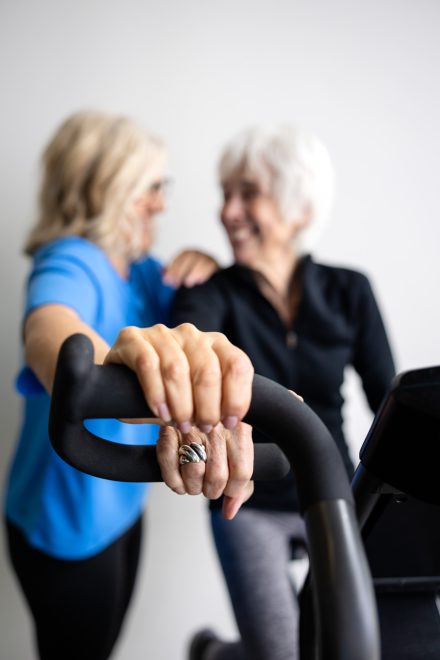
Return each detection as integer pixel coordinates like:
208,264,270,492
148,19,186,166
105,325,194,428
183,255,217,287
156,426,186,494
210,334,254,428
222,482,255,520
106,324,254,434
220,422,254,519
142,325,195,430
183,260,205,287
179,427,207,495
223,422,254,500
162,253,183,286
202,424,229,500
163,252,194,287
173,324,222,429
104,327,169,421
164,251,218,288
119,324,196,433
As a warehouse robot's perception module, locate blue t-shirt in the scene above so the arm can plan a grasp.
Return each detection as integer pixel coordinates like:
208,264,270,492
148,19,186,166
4,237,175,559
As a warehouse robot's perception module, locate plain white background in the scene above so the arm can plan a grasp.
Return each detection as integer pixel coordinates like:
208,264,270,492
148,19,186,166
1,1,439,658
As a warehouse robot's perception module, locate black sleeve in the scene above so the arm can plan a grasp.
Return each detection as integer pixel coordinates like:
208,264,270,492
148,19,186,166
351,275,396,413
171,278,228,332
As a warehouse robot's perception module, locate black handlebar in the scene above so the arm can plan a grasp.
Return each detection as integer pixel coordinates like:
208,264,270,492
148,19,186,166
48,333,380,660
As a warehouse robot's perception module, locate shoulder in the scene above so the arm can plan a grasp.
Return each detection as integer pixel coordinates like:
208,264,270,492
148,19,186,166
303,257,379,329
171,266,242,328
313,262,365,281
24,239,107,325
175,264,246,299
34,236,102,263
32,237,109,282
196,264,252,290
307,258,374,302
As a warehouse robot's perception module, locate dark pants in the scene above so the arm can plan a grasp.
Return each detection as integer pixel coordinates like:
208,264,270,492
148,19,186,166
5,516,143,660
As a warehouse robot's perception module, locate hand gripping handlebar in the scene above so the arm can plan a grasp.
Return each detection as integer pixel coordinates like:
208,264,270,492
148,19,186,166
48,333,380,660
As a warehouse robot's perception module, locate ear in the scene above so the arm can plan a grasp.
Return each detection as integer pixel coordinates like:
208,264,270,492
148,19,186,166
296,205,312,229
287,205,312,238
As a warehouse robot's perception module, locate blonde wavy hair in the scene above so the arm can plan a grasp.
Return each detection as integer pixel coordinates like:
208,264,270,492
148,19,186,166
25,110,167,260
218,124,335,254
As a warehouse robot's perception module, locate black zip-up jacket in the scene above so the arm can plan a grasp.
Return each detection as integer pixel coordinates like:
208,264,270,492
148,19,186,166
172,255,395,511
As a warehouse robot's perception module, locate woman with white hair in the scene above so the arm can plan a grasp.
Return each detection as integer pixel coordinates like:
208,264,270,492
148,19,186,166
3,110,255,660
172,125,395,660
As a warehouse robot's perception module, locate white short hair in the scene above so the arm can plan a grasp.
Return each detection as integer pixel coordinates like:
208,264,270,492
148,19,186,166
218,124,335,253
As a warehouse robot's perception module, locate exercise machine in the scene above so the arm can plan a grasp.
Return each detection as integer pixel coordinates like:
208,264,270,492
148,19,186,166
353,365,440,659
48,333,440,659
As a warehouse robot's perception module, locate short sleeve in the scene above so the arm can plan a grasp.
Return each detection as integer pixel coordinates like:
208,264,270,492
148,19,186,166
25,254,100,325
16,249,101,396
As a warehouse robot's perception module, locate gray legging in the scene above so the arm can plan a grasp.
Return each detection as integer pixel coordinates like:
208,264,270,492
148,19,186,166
208,508,307,660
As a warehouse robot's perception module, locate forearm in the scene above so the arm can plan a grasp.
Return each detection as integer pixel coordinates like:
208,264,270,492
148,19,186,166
24,304,110,393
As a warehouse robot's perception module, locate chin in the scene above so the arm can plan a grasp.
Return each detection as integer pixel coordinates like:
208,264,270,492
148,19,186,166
232,245,253,266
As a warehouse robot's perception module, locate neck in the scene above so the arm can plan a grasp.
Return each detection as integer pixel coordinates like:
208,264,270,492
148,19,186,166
252,250,304,327
250,249,298,298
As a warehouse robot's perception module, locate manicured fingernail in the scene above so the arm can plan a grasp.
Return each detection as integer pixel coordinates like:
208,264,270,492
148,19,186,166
178,421,192,434
223,415,238,430
158,403,172,423
199,424,213,434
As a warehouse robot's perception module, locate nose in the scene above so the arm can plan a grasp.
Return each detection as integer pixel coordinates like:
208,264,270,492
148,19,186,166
221,193,245,226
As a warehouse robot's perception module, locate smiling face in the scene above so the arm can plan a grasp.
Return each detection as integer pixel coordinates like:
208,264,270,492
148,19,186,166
220,171,299,268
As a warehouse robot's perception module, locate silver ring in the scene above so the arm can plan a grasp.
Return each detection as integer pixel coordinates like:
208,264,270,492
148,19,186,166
178,443,207,465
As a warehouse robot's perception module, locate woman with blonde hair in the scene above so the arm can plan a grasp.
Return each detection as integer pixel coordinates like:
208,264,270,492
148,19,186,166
173,124,395,660
3,110,255,660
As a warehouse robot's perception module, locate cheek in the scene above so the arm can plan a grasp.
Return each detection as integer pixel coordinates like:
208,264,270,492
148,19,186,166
259,202,285,235
251,204,277,235
219,207,226,226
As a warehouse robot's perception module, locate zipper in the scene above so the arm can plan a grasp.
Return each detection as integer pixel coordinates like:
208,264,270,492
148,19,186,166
286,330,298,349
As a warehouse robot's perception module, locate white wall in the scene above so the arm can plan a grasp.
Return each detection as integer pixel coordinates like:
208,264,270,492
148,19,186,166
1,1,439,658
